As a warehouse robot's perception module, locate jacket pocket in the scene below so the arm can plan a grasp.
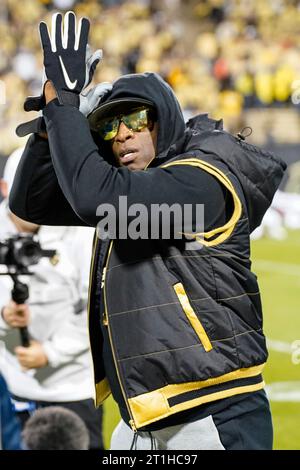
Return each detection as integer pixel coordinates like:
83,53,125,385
173,282,213,352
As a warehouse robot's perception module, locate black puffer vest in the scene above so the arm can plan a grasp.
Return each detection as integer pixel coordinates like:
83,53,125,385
87,124,286,431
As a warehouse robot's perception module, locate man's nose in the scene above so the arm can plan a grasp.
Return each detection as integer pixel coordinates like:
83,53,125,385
115,121,134,142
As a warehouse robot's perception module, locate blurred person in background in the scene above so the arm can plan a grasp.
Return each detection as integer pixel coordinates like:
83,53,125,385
8,12,287,450
0,373,22,450
0,148,104,450
22,406,90,450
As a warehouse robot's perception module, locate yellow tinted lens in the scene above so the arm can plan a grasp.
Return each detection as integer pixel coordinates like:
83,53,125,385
97,108,149,140
97,118,119,140
122,109,148,132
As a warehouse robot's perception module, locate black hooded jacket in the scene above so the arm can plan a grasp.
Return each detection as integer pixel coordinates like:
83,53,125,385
9,72,286,431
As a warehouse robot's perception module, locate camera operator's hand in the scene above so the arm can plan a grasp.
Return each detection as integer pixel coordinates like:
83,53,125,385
15,340,48,370
1,301,30,328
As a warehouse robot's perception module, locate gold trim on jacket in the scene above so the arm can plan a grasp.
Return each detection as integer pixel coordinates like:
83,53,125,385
161,158,243,246
127,363,265,428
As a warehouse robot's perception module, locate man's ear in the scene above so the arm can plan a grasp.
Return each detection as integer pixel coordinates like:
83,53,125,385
0,179,8,199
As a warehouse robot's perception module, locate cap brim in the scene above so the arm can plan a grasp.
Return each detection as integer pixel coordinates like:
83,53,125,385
88,97,155,132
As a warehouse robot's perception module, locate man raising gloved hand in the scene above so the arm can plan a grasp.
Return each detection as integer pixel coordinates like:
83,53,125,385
16,11,111,138
39,11,99,108
11,9,286,451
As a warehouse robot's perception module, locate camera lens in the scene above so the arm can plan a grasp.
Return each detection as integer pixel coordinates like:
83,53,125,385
13,238,42,267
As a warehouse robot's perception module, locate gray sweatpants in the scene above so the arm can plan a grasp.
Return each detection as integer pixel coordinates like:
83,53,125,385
110,390,273,450
110,416,225,450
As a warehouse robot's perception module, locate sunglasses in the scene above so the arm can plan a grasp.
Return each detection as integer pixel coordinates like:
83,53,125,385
96,107,155,141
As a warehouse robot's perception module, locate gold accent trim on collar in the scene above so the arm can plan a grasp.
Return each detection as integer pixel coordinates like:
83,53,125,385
161,158,243,246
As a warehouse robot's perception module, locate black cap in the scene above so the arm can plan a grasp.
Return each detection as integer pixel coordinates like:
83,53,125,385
88,97,155,132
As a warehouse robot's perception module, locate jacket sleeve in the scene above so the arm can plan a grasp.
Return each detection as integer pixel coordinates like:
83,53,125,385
9,133,89,227
43,101,228,231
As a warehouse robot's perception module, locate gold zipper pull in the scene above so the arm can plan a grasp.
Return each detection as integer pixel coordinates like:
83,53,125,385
129,419,137,432
102,311,108,326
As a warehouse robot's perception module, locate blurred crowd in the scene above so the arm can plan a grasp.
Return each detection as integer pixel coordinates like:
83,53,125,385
0,2,299,451
1,0,300,154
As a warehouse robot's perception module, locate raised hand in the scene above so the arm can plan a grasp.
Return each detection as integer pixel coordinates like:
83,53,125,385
39,11,101,107
16,11,103,137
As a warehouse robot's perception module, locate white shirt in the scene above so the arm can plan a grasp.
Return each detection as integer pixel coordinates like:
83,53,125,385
0,201,96,402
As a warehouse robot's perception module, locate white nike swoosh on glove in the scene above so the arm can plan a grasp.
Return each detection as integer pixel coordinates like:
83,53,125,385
59,56,78,90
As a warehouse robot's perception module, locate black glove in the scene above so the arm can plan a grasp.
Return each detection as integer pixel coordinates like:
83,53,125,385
16,12,103,137
16,116,46,138
23,95,46,112
16,82,112,137
39,11,100,107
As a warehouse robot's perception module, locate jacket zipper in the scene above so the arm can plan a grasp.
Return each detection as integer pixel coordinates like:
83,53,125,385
101,266,108,325
87,233,100,397
87,235,97,317
102,240,137,432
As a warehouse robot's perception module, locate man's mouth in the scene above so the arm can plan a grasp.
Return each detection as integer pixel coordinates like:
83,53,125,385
119,149,138,164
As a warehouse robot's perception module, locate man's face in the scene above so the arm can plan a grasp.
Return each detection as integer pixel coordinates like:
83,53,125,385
110,113,158,171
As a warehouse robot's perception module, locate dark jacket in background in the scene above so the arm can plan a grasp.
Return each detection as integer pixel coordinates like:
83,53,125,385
0,374,22,450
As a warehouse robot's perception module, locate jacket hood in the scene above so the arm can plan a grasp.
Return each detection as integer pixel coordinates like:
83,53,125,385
91,72,186,162
185,114,287,232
